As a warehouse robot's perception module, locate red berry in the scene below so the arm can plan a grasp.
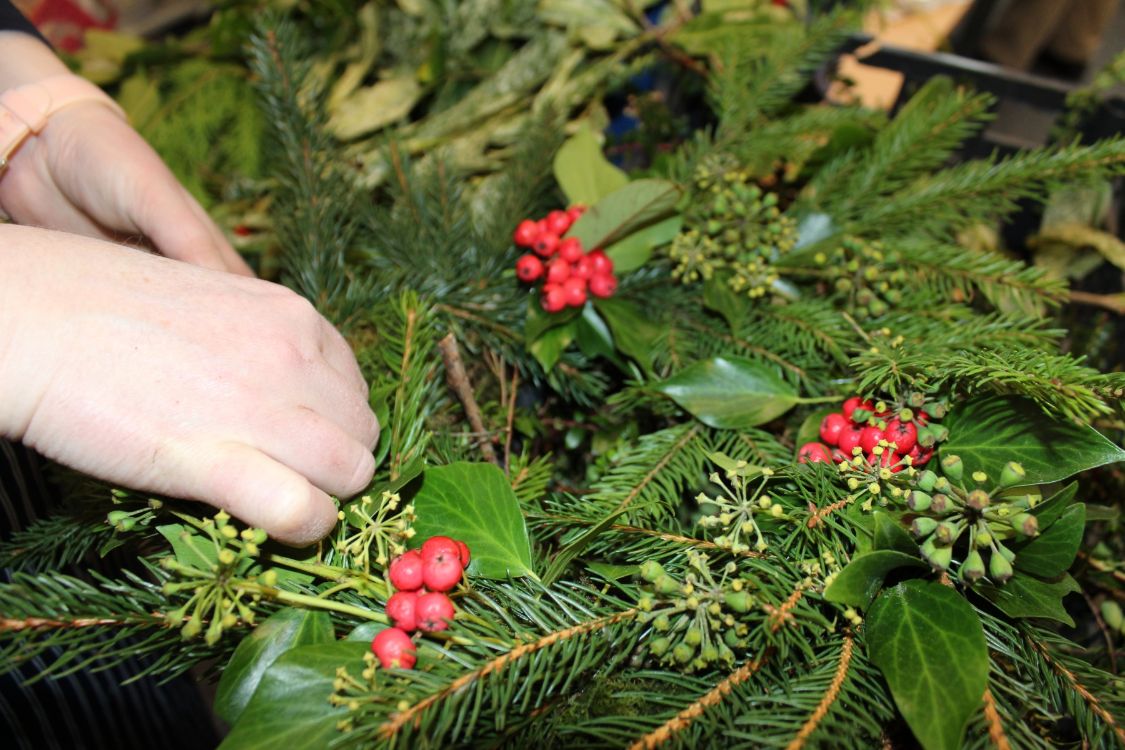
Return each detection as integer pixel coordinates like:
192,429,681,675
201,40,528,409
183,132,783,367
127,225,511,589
455,540,471,568
513,220,539,247
546,258,571,285
842,396,874,423
587,249,613,275
797,442,832,464
837,427,863,456
388,550,424,591
371,627,416,669
541,284,567,313
562,277,588,307
567,205,586,223
830,448,849,464
884,419,918,454
422,549,463,592
545,210,572,235
558,237,584,264
533,232,560,257
571,256,594,280
385,591,418,632
915,410,930,426
908,444,933,467
422,536,460,562
819,413,848,445
233,224,252,237
588,273,617,299
515,254,544,282
859,425,884,454
415,592,455,632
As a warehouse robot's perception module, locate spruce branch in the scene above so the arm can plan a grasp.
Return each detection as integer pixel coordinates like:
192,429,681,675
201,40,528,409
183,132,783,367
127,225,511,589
784,632,856,750
980,688,1012,750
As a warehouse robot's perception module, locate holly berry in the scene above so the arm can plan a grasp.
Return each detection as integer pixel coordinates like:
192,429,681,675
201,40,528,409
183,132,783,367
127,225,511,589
884,418,918,453
797,442,832,464
421,536,460,563
558,237,584,264
385,591,419,632
587,249,613,275
830,448,849,463
571,256,594,280
545,210,572,235
566,205,586,224
588,273,617,299
837,426,863,456
819,413,848,445
541,284,567,313
533,232,560,257
455,540,471,568
859,425,884,454
422,547,463,592
562,277,588,307
915,410,930,426
546,258,571,285
372,627,416,669
513,220,539,247
516,254,544,282
842,396,874,423
415,592,455,632
388,550,424,591
907,444,933,467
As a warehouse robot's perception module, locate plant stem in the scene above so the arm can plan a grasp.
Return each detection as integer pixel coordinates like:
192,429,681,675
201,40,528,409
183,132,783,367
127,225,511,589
241,581,389,624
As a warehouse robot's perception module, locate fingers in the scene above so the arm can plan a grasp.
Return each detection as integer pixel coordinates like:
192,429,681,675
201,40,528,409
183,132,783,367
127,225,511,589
254,406,377,498
136,182,237,274
189,441,340,546
179,187,256,277
317,317,371,398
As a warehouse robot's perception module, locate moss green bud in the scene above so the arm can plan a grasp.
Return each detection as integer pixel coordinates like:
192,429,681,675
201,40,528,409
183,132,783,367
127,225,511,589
107,510,129,525
930,493,950,514
995,543,1016,563
724,590,753,613
940,454,963,482
960,550,985,584
683,627,703,647
916,470,939,492
654,575,680,595
912,517,939,537
638,595,655,612
181,616,202,640
1102,600,1123,631
673,642,695,664
640,560,666,583
649,636,671,657
1011,513,1038,537
999,462,1026,488
907,491,933,512
966,490,990,511
218,548,237,566
928,403,948,419
723,628,742,649
653,614,671,632
989,551,1014,583
934,521,959,546
974,529,993,548
923,540,952,571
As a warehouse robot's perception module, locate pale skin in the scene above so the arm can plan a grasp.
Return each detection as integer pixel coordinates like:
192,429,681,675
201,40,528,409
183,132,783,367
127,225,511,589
0,32,378,545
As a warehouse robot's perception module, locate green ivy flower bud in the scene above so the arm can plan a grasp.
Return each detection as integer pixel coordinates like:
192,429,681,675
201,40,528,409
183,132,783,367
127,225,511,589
907,491,933,512
649,636,671,657
966,490,990,511
923,540,952,571
640,560,666,583
1010,513,1038,537
912,517,939,538
683,627,703,647
995,543,1016,563
723,628,742,649
940,454,963,482
928,424,949,443
989,551,1014,583
701,645,719,663
718,642,736,663
934,521,960,546
999,462,1027,488
960,550,985,584
928,403,948,419
916,470,939,492
930,493,951,514
724,590,753,613
181,616,202,640
673,642,695,664
1101,600,1123,631
653,614,671,632
654,575,680,595
974,529,993,548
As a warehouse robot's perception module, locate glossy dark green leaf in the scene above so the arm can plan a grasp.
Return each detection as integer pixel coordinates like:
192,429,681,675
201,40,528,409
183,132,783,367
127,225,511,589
702,275,749,331
219,641,368,750
867,580,988,750
823,550,927,608
344,621,383,643
552,123,628,206
529,318,578,373
942,396,1125,484
1014,504,1086,578
873,512,917,555
575,304,616,361
215,608,335,725
409,462,536,579
525,296,581,344
603,215,681,272
594,297,661,373
1029,482,1077,527
977,573,1080,626
567,179,681,252
652,356,799,429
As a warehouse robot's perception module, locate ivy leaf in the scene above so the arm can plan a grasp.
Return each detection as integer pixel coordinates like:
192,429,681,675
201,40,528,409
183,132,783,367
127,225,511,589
529,319,578,373
567,179,681,252
603,214,681,272
872,512,917,555
943,396,1125,484
575,304,617,362
552,121,628,206
867,580,988,750
652,356,799,429
344,621,383,642
219,641,367,750
977,573,1081,626
702,274,749,331
214,608,334,725
157,524,218,570
1013,504,1086,578
409,462,536,579
1029,482,1077,527
594,297,661,373
525,297,581,343
823,550,927,608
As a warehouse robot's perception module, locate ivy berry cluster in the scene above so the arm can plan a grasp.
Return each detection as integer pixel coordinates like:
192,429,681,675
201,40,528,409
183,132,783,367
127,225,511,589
370,536,471,669
513,207,619,312
799,393,948,471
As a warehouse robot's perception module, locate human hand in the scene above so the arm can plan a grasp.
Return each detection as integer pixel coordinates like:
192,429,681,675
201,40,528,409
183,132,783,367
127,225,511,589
0,225,378,545
0,32,251,275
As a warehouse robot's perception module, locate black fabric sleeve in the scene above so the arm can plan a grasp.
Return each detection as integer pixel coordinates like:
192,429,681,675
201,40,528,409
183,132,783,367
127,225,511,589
0,0,48,45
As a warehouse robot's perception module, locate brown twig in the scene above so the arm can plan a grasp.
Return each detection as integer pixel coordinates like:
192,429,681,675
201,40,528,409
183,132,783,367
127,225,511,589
785,634,855,750
437,333,497,465
981,688,1012,750
1069,290,1125,315
1029,636,1125,745
505,368,519,472
1082,589,1118,674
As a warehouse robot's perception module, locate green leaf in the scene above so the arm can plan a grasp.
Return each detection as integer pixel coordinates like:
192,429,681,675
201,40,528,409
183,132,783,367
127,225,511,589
575,304,617,361
525,296,581,343
873,512,917,555
219,642,367,750
567,179,681,252
977,573,1081,626
823,550,927,608
529,319,578,373
702,274,749,331
942,396,1125,484
593,297,661,374
1014,504,1086,578
795,407,836,452
409,462,536,579
585,562,639,583
156,524,217,570
652,356,799,429
603,214,682,273
867,580,988,750
328,74,421,140
1029,482,1077,527
552,122,628,206
344,621,384,643
214,608,334,725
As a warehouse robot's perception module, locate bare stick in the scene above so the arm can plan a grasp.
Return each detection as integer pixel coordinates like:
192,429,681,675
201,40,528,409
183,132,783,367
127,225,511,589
438,333,498,464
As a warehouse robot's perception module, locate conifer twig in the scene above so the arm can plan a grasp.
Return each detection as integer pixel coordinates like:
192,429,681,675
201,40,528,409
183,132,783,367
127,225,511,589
1028,636,1125,745
438,333,498,465
980,688,1011,750
785,634,855,750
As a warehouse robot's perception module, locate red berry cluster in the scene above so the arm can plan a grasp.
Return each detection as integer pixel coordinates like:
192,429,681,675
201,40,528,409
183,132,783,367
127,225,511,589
798,396,940,472
513,207,618,313
370,535,471,670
